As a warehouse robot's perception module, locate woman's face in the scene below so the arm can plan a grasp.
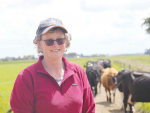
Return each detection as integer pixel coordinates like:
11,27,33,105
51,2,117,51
38,30,66,59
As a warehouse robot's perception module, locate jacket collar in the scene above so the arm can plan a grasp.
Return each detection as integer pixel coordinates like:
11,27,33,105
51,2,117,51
37,56,76,78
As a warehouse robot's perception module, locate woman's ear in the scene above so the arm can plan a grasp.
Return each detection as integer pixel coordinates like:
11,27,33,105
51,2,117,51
37,41,42,49
65,39,68,48
65,43,68,48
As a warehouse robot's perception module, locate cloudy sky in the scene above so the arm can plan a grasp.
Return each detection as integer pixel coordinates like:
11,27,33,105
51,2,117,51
0,0,150,58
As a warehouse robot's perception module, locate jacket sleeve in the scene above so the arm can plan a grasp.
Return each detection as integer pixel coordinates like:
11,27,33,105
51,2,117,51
81,68,95,113
10,69,34,113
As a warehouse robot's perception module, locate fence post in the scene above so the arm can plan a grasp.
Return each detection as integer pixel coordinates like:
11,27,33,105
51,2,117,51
124,63,125,68
129,65,131,69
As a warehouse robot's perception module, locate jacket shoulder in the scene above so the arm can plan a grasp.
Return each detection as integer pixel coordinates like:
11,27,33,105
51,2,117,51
18,61,38,79
69,61,85,72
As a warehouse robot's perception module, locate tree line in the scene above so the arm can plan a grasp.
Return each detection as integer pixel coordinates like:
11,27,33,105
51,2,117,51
143,17,150,54
143,17,150,34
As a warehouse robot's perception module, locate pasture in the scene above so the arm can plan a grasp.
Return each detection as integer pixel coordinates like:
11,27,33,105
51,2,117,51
1,55,150,113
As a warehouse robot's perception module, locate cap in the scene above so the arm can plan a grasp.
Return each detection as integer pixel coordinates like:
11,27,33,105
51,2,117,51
36,18,68,36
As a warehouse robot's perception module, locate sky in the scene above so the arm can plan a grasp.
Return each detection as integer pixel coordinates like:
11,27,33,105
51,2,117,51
0,0,150,58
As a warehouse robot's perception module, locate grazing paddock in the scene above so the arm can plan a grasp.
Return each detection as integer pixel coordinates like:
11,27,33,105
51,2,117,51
1,55,150,113
0,60,37,113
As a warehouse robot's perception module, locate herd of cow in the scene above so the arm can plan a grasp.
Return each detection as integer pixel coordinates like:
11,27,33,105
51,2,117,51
84,59,150,113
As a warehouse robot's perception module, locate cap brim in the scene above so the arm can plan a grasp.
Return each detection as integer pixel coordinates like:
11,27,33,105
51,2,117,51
41,26,68,34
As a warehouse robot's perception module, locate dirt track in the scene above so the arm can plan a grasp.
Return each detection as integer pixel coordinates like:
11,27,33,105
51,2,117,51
94,84,140,113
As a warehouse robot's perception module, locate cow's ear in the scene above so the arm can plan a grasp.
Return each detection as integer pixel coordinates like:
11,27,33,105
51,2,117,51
107,74,110,77
101,69,105,74
114,72,118,76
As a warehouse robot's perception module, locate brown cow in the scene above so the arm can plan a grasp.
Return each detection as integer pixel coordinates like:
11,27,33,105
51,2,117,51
101,68,118,102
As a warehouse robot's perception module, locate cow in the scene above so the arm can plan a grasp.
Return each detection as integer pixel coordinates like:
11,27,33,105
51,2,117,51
87,69,99,96
84,61,100,96
101,68,118,103
84,61,94,74
113,69,150,113
97,59,111,69
92,61,104,93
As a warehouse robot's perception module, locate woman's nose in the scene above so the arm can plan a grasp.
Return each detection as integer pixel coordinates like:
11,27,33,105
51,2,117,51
53,40,58,46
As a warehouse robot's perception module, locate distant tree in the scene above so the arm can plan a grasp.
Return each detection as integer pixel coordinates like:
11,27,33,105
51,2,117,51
63,53,67,57
68,53,77,58
17,56,21,60
27,55,35,60
142,17,150,34
145,49,150,54
80,54,84,57
12,57,16,61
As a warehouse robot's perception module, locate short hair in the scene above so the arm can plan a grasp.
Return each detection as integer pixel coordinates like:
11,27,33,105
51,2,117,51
33,27,72,53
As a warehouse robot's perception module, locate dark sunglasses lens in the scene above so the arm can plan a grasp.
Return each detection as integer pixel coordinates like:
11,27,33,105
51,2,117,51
44,38,66,46
57,38,66,45
45,40,54,46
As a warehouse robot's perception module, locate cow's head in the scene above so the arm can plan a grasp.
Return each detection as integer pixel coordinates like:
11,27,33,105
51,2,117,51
107,71,118,77
88,69,100,84
112,70,125,92
103,59,111,68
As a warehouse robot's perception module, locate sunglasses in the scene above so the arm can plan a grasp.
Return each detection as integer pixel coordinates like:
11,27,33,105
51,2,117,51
41,38,66,46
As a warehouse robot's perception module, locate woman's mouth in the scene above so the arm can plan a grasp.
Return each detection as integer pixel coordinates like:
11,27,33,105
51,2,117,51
51,49,60,52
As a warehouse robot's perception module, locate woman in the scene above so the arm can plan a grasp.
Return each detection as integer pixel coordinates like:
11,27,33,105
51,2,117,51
10,18,95,113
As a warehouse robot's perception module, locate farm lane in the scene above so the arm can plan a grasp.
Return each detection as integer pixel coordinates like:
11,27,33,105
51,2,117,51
94,84,140,113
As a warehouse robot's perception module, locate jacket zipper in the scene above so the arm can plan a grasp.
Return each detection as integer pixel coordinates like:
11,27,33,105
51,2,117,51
38,72,74,93
38,72,63,93
61,85,63,93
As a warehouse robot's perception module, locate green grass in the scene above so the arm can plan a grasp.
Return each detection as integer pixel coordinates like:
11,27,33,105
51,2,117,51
1,55,150,113
135,103,150,113
0,60,37,112
67,57,101,70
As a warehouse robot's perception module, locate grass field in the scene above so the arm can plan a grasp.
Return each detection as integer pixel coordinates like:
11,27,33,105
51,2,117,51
0,60,37,112
1,55,150,113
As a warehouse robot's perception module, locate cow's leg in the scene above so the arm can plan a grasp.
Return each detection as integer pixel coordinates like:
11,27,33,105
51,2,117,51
89,79,93,92
99,82,101,93
113,91,115,102
95,85,97,96
90,86,93,92
105,89,109,102
120,93,124,110
92,86,96,97
123,90,129,113
108,89,111,103
112,88,116,102
99,79,101,93
90,84,94,97
129,104,133,113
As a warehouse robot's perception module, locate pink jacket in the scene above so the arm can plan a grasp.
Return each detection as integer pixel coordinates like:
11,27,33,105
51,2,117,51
10,56,95,113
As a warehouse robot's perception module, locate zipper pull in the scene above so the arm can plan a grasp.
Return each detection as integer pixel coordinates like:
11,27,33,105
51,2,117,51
61,85,63,93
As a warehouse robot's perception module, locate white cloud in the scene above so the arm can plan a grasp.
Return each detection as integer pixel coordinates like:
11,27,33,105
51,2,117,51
86,0,132,7
0,0,150,58
85,0,150,9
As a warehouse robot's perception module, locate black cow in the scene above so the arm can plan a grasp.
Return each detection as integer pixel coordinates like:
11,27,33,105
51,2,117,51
84,61,94,73
92,61,104,92
113,69,150,113
87,69,99,96
103,59,111,68
84,61,100,96
97,59,111,69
